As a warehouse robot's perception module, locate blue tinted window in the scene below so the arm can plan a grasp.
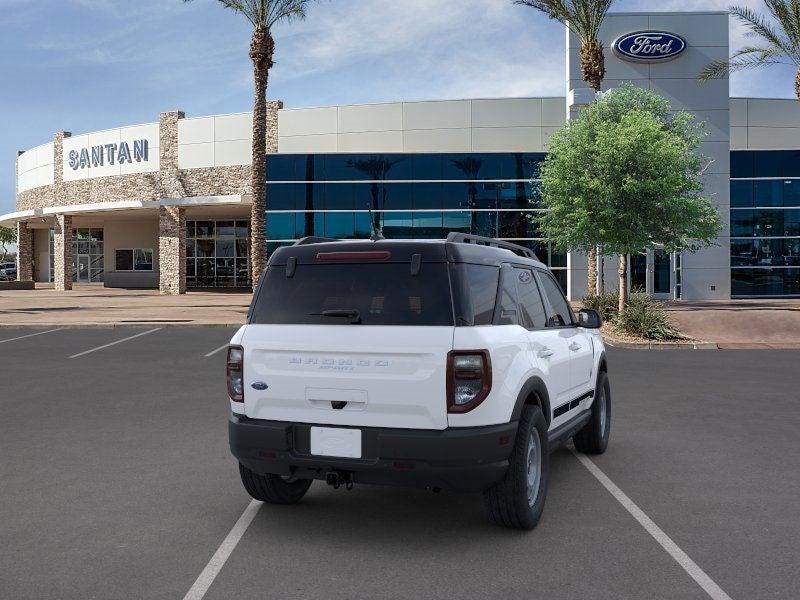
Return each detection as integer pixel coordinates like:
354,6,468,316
354,212,372,238
299,183,324,211
730,151,754,178
382,212,414,238
783,180,800,207
442,183,470,209
754,180,783,207
731,210,754,237
785,210,800,235
732,268,800,296
324,213,355,238
412,182,442,209
294,212,324,239
266,155,297,181
730,181,753,208
267,184,298,210
754,151,783,177
384,182,414,210
443,211,471,233
325,183,354,210
443,155,475,179
266,213,295,240
413,212,444,237
781,150,800,177
412,155,442,180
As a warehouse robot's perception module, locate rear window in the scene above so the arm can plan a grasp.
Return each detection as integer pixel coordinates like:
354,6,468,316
250,263,454,326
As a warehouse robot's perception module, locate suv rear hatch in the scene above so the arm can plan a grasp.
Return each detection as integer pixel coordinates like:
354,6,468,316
242,243,455,430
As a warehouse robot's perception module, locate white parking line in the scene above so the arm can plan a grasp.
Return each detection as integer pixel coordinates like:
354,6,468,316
182,500,262,600
571,449,733,600
68,328,162,359
0,328,63,345
204,343,229,358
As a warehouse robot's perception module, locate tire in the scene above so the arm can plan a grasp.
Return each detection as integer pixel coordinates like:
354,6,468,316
573,371,611,455
483,404,549,530
238,463,312,504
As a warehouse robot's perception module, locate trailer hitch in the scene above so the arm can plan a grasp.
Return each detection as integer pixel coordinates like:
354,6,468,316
325,470,354,490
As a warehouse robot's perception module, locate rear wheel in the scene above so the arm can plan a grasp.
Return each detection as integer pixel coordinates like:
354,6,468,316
238,463,312,504
483,404,549,530
573,371,611,454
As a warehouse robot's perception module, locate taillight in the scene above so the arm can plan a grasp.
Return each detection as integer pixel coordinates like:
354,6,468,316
227,345,244,402
447,350,492,413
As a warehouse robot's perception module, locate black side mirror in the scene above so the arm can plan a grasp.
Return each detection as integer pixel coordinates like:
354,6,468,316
578,308,602,329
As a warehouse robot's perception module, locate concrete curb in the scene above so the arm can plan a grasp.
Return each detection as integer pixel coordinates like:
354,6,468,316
603,339,719,350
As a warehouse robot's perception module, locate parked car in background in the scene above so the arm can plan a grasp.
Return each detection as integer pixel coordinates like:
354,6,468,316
227,234,610,530
0,262,16,281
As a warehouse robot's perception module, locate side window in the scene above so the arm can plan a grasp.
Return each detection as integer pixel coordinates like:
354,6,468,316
515,268,547,329
495,266,519,326
538,271,574,327
452,264,500,326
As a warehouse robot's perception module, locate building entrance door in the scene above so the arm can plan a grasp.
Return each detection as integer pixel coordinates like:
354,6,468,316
625,249,674,299
77,256,90,282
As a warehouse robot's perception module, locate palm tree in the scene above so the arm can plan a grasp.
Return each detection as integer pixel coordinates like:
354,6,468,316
699,2,800,101
515,0,615,294
185,0,313,287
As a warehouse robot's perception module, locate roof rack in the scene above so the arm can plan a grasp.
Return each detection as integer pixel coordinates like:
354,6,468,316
446,233,538,260
293,236,339,246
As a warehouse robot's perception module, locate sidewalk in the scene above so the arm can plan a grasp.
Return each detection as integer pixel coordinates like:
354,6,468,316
664,300,800,349
0,284,252,327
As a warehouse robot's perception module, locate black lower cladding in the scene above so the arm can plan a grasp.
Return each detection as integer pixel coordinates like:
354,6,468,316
229,414,518,493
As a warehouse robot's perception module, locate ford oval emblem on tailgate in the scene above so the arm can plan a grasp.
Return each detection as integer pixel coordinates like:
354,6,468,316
251,382,269,391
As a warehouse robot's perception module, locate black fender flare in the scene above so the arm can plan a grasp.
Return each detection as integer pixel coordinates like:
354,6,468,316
510,376,552,425
597,350,608,376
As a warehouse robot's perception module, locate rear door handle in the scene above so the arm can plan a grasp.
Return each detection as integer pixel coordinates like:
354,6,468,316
538,347,554,358
569,342,582,352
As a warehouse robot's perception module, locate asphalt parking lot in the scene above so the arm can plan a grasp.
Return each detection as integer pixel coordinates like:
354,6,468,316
1,327,798,599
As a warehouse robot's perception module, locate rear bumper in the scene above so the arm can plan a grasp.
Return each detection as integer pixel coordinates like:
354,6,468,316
229,414,518,493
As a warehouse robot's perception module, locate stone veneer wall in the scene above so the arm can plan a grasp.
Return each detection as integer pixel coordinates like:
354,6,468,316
53,214,73,291
15,102,282,293
158,206,186,295
15,222,33,281
16,102,283,212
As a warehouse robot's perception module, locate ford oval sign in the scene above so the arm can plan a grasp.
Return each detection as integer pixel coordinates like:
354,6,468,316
613,31,686,63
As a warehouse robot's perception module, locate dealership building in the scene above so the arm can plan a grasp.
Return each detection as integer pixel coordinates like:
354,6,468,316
4,10,800,299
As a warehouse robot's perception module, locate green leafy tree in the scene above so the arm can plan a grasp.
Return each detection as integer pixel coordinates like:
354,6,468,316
699,2,800,100
537,85,722,311
184,0,315,286
515,0,616,293
0,226,15,263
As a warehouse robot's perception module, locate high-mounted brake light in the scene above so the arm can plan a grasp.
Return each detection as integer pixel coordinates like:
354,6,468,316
447,350,492,413
227,345,244,403
316,251,391,262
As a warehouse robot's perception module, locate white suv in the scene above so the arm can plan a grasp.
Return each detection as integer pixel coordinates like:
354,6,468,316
227,234,610,529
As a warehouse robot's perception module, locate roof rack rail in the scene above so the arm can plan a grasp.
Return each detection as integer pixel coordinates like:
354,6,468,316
293,236,339,246
446,233,538,260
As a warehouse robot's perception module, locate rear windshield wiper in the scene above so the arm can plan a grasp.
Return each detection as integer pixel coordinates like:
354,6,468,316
310,309,362,324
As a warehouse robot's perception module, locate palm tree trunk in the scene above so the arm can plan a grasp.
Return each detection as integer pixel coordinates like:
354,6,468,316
587,248,598,295
580,40,605,93
249,29,274,288
618,254,628,313
581,39,604,295
796,67,800,102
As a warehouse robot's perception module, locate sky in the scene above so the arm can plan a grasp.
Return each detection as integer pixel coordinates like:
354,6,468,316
0,0,797,215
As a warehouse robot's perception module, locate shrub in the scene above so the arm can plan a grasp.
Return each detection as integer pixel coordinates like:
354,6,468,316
616,293,684,341
581,290,620,323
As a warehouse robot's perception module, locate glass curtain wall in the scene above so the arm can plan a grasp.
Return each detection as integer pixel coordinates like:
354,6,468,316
264,153,568,290
186,220,251,288
731,151,800,297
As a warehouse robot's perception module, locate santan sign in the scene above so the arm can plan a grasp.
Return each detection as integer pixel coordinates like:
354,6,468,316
68,139,149,170
613,31,687,62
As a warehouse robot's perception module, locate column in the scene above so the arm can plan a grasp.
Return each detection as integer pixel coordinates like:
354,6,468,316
159,205,186,295
53,214,73,291
16,221,34,282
